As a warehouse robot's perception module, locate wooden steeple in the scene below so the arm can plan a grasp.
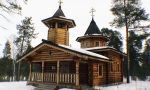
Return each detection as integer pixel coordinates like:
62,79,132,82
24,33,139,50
42,1,76,45
76,8,108,48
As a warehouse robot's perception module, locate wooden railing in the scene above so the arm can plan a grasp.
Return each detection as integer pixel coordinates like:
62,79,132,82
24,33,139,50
59,73,76,84
30,72,76,84
43,73,56,83
30,72,42,82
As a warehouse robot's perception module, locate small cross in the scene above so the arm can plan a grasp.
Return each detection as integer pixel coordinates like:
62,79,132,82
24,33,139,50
58,0,63,7
90,8,96,18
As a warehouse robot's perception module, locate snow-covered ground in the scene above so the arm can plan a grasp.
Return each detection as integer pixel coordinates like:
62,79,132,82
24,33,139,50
94,81,150,90
0,81,149,90
0,81,35,90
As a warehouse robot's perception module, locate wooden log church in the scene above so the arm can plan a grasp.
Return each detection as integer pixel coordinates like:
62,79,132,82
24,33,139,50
18,1,124,89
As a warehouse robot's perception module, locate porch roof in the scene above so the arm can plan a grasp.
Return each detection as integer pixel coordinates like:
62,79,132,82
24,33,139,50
17,39,109,62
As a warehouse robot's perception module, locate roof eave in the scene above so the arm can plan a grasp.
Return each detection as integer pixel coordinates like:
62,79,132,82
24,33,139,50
42,17,76,28
18,40,109,63
87,47,126,56
76,35,108,42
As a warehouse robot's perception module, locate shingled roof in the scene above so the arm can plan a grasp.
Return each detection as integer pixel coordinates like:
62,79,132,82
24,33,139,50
84,18,101,35
52,6,65,18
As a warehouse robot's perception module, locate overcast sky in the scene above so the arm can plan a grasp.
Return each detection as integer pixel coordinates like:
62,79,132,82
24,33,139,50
0,0,150,57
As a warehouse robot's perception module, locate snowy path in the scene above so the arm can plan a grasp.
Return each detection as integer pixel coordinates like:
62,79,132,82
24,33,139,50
0,81,35,90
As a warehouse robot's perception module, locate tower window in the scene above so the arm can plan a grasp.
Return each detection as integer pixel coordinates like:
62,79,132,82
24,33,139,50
85,42,89,47
50,23,55,28
95,41,99,47
58,22,66,28
98,64,103,77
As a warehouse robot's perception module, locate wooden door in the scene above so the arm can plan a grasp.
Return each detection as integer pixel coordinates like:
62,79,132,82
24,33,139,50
79,63,89,85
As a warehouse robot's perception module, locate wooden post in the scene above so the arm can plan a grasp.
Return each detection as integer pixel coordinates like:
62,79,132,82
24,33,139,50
55,22,58,29
121,56,124,82
42,61,44,82
29,62,32,82
57,61,60,84
75,61,79,86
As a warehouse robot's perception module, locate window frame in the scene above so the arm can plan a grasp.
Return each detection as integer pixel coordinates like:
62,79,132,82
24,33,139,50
98,64,103,77
95,41,100,47
110,61,120,72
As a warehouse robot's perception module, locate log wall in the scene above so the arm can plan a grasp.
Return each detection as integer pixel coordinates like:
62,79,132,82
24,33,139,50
30,45,73,62
107,52,123,83
90,51,123,85
80,37,107,48
92,62,107,86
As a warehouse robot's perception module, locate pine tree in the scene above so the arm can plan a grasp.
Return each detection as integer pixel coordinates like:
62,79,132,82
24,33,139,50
0,41,13,81
111,0,149,28
101,28,123,51
0,57,13,81
128,31,149,80
140,39,150,80
14,17,37,80
3,40,11,59
0,0,28,14
110,0,149,83
0,0,28,29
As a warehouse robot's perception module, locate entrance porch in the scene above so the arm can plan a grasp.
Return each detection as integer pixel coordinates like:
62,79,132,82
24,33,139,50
28,60,89,87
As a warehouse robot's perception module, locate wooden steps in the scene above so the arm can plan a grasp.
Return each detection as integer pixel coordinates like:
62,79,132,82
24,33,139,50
34,83,56,90
29,82,94,90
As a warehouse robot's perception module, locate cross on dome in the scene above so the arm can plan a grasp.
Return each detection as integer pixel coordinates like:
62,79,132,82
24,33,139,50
90,8,96,19
58,0,63,7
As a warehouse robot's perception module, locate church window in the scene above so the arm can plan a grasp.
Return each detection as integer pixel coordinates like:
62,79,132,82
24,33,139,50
110,63,112,72
98,64,103,77
110,62,120,72
95,41,99,47
117,63,120,72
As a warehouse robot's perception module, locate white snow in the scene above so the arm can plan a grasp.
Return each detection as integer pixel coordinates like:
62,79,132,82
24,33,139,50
84,46,114,50
0,81,35,90
94,81,150,90
0,81,150,90
59,44,109,60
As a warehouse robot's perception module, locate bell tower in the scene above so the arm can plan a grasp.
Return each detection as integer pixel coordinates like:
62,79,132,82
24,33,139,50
42,1,76,45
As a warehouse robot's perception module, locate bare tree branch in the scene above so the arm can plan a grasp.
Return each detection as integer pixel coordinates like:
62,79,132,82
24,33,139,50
0,14,10,22
0,26,8,30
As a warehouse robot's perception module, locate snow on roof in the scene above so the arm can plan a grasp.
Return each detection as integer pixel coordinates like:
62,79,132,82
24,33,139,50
84,46,116,51
84,46,126,56
59,44,109,60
